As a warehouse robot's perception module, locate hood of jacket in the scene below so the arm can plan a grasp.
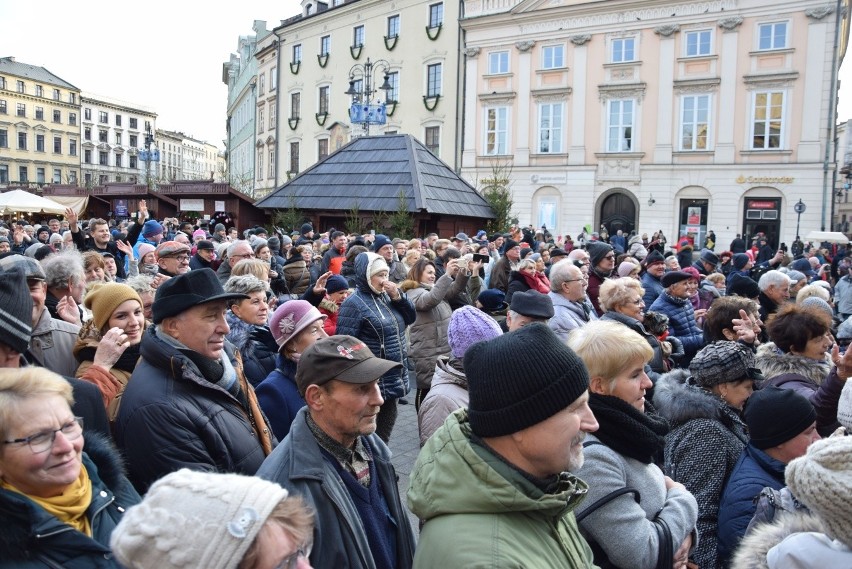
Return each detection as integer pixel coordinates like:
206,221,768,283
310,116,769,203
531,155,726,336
407,408,588,522
756,342,831,385
730,512,827,569
353,251,385,295
431,357,467,390
653,369,730,426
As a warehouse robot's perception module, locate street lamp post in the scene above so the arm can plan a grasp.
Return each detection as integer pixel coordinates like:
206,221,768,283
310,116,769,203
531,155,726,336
794,199,806,240
344,58,393,136
139,124,160,190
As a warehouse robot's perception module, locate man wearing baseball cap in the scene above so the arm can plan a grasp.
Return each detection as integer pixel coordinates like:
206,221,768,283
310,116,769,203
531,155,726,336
115,268,274,493
257,335,416,569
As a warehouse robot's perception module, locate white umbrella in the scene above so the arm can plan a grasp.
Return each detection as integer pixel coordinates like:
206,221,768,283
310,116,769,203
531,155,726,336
804,230,849,245
0,189,67,215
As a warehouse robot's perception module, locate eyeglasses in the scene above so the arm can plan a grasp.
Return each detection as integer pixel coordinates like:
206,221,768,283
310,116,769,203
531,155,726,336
563,278,584,283
603,255,616,260
231,252,256,260
630,298,645,305
165,254,190,262
3,417,83,454
274,542,312,569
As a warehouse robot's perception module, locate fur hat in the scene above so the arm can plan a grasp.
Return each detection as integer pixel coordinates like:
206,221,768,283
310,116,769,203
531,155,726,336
110,469,290,569
745,386,816,449
447,305,503,359
465,323,589,437
785,436,852,548
689,341,757,387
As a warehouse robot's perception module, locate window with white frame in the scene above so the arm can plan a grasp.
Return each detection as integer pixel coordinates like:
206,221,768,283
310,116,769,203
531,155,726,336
292,44,302,64
758,22,787,50
610,38,635,63
270,68,277,91
353,25,365,47
268,149,275,179
387,15,400,38
685,30,712,57
484,107,509,155
426,63,442,97
751,91,784,149
386,71,399,102
99,111,108,123
488,51,509,74
269,104,276,129
320,36,330,57
258,109,265,133
680,94,710,150
53,169,61,184
35,85,43,97
429,3,443,28
257,148,263,180
542,45,565,70
259,74,266,95
538,102,563,153
16,80,24,93
606,99,634,152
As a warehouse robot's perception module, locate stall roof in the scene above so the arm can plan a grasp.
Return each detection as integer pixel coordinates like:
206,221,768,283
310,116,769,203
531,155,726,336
255,134,495,219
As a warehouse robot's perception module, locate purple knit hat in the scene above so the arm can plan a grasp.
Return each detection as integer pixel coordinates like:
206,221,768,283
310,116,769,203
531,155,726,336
447,305,503,359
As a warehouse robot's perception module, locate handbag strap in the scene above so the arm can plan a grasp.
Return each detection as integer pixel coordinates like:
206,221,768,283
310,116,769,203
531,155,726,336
575,445,641,524
653,516,674,569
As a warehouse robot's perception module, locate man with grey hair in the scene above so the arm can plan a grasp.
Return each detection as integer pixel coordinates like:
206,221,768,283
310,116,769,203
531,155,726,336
757,269,791,322
548,261,596,341
41,249,86,325
115,268,274,492
506,289,554,331
216,239,255,284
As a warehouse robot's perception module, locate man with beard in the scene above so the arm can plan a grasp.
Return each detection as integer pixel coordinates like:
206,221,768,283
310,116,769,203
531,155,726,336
408,323,599,567
257,335,416,569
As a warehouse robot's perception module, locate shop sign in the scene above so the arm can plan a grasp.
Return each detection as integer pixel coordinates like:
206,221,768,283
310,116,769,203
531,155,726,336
746,200,777,209
736,175,794,184
180,199,204,212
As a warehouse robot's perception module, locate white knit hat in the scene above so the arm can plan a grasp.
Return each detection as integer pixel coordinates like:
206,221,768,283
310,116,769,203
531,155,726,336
839,380,852,432
785,436,852,548
110,469,289,569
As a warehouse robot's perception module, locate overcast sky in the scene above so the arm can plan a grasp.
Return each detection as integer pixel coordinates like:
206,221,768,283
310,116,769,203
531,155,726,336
3,2,852,151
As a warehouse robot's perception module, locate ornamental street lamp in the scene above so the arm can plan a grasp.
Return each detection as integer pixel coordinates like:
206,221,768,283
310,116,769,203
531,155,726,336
344,58,393,136
138,124,160,191
794,199,806,240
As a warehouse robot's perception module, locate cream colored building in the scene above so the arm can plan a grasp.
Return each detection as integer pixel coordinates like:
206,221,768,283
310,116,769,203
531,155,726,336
156,129,220,182
80,92,157,187
267,0,461,190
254,25,280,198
460,0,848,250
0,57,81,187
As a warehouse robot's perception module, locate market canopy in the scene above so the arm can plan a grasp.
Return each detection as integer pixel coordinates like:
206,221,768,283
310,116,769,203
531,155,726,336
0,189,67,215
804,230,849,245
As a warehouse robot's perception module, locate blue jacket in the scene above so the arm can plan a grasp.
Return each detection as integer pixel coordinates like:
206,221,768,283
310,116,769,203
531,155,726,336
0,433,140,568
224,312,277,387
641,272,665,306
257,408,416,569
717,444,786,565
336,252,416,400
255,355,305,440
648,292,703,366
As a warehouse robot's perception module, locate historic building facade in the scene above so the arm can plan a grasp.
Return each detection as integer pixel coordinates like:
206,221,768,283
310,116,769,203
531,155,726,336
459,0,848,249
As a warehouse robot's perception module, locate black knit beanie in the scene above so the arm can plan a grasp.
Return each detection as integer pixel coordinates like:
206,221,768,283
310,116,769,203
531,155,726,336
464,322,590,437
745,385,816,449
0,266,34,354
586,241,614,268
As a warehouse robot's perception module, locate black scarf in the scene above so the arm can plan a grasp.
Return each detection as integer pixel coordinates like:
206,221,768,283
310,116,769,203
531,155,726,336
588,393,669,465
76,343,141,373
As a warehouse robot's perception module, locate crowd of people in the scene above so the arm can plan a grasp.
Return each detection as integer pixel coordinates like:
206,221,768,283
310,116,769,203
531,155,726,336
0,208,851,568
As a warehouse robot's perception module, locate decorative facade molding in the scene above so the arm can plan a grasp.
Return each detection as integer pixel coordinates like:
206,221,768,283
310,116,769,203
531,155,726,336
570,34,592,46
464,47,481,57
805,4,835,20
717,16,744,31
742,71,799,90
531,87,572,101
515,40,536,52
673,77,722,94
598,82,647,103
478,91,517,105
654,24,680,37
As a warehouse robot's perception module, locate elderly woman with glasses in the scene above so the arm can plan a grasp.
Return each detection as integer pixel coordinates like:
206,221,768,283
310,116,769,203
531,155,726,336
0,367,140,568
648,271,705,367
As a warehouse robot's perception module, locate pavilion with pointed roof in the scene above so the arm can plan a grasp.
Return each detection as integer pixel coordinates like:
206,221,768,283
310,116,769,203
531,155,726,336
254,134,494,236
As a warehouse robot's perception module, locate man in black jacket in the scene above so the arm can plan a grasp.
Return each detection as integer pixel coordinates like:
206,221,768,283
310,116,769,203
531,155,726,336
114,269,276,492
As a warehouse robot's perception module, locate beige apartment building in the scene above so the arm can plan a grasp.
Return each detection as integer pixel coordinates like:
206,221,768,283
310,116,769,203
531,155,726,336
460,0,848,250
0,57,81,187
266,0,461,191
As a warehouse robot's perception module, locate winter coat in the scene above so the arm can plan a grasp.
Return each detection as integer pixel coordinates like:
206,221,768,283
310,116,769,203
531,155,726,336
649,292,704,366
768,532,852,568
587,270,608,316
677,247,694,271
318,298,340,335
575,432,698,569
224,311,277,387
654,370,749,569
755,343,841,436
0,433,140,569
417,358,468,445
731,512,828,569
548,291,594,342
407,409,597,568
215,259,232,284
628,235,649,260
641,271,665,306
280,255,311,298
73,329,135,421
29,307,81,378
401,272,468,390
505,270,549,304
255,356,305,440
336,253,416,400
717,444,787,566
114,326,275,493
188,253,212,271
256,407,416,569
488,255,513,293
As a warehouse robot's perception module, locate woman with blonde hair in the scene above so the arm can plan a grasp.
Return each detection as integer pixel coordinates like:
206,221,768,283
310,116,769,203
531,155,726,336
568,321,698,569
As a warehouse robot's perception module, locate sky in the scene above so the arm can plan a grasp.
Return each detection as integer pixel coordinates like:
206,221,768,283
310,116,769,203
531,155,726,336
3,2,852,152
2,0,303,150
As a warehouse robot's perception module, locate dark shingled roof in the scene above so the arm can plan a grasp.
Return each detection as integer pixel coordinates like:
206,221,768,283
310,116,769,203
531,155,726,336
255,134,495,219
0,57,78,90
